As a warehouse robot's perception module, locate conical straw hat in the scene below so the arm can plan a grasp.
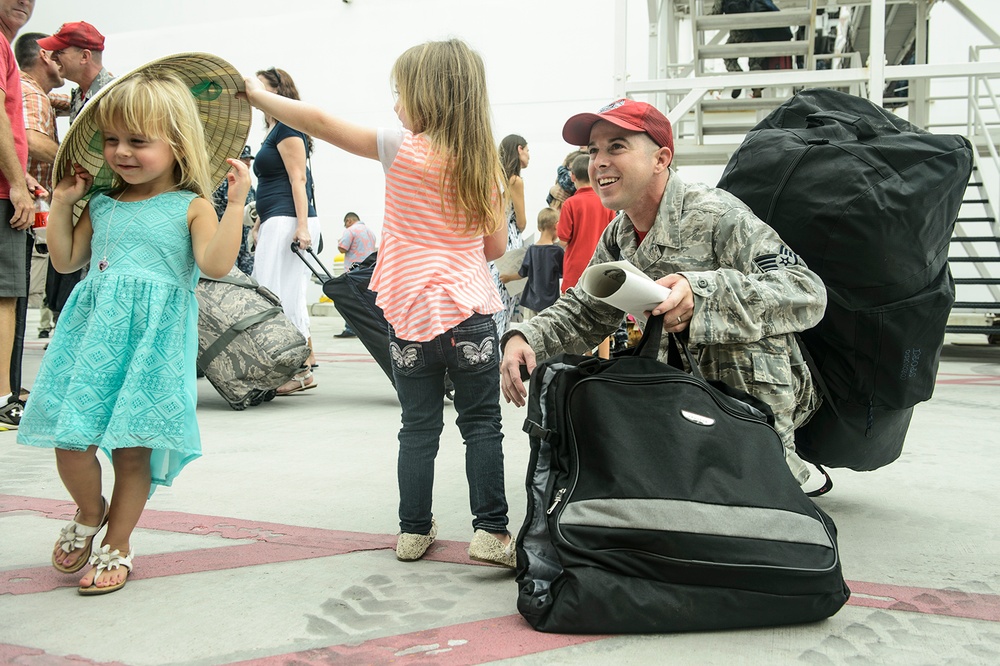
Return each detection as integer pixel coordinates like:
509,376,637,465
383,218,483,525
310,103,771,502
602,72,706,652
54,52,251,209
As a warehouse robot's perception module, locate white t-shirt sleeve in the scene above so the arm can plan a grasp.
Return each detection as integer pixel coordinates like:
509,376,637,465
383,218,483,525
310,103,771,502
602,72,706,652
377,127,406,173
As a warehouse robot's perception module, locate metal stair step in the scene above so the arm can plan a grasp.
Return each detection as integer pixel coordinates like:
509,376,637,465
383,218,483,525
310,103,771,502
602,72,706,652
953,302,1000,309
956,217,997,223
948,256,1000,262
700,98,783,112
702,123,758,136
696,10,812,32
699,42,809,60
946,325,1000,335
953,278,1000,285
963,199,990,204
951,237,1000,243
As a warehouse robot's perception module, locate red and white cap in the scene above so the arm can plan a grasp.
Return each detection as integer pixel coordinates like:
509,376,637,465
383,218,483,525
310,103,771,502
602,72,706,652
562,98,673,152
37,21,105,52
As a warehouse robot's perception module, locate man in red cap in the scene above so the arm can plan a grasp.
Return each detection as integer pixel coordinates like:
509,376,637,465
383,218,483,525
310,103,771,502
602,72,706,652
37,22,112,332
499,98,833,495
37,21,111,122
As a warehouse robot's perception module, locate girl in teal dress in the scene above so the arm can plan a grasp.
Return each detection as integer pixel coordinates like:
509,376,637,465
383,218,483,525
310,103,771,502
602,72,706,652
17,70,251,595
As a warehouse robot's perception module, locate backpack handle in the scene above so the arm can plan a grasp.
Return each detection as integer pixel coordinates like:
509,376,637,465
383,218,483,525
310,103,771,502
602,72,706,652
806,111,878,140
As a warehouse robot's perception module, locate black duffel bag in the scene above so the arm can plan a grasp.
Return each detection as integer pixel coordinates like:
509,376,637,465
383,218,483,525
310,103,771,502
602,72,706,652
718,88,971,471
515,315,850,634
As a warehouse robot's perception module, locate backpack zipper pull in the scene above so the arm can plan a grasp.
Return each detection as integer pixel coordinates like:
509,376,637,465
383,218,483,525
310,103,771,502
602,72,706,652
546,488,567,515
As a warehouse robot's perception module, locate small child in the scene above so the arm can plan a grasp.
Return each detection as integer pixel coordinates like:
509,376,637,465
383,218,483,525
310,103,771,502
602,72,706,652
18,62,250,595
517,208,564,320
244,39,517,567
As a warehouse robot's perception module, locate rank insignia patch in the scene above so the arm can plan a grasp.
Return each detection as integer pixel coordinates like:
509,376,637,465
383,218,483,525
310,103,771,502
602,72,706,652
753,245,800,272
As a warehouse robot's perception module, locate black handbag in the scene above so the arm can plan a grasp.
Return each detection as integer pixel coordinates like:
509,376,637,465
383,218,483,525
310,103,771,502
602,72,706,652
515,315,850,633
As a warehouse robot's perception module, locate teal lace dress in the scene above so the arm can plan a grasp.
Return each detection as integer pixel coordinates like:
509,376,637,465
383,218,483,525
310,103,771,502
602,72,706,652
18,190,202,492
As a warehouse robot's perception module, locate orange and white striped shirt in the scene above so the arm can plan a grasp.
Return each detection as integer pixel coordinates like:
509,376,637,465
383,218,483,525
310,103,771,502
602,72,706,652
371,129,501,342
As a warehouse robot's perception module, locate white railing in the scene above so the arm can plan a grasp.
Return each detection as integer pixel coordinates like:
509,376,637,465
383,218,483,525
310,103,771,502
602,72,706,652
967,45,1000,211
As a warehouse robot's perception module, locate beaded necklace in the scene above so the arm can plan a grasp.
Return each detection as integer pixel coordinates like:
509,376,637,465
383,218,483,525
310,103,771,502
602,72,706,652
97,190,152,272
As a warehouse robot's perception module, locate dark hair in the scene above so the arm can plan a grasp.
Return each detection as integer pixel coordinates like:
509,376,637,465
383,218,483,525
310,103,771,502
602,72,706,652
14,32,46,69
256,67,313,151
498,134,526,180
344,211,360,222
570,153,590,182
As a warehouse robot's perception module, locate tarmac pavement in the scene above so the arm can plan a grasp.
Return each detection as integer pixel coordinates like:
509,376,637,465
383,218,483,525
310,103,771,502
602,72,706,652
2,308,999,665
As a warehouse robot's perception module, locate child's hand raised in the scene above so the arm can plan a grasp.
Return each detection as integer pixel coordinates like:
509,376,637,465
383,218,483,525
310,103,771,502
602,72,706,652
225,157,252,206
52,162,93,206
240,75,264,107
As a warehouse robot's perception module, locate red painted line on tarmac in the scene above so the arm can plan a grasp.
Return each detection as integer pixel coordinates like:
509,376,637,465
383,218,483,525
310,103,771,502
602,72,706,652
232,614,604,665
934,375,1000,385
1,495,497,596
5,495,999,625
3,542,350,595
846,580,1000,622
0,643,126,665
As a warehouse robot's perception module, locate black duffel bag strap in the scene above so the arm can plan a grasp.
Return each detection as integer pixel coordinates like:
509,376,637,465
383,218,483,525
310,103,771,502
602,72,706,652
633,313,705,380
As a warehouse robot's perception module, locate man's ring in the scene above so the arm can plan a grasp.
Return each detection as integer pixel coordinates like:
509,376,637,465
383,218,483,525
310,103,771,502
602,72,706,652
677,316,683,324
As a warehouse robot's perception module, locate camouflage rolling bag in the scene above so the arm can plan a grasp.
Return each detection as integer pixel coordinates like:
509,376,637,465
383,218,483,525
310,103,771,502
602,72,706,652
195,267,310,410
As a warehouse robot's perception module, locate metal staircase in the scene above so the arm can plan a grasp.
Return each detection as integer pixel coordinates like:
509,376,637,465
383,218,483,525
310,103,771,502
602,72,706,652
949,164,1000,342
946,42,1000,340
614,0,1000,342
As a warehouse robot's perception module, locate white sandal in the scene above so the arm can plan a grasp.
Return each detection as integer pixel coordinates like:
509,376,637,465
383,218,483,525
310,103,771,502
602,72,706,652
52,497,109,574
78,544,134,596
276,369,317,395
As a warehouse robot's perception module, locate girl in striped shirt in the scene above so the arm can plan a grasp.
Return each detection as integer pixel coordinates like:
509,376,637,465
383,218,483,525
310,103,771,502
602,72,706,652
244,39,517,567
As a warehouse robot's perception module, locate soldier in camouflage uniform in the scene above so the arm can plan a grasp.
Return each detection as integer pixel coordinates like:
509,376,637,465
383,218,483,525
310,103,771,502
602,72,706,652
499,99,826,485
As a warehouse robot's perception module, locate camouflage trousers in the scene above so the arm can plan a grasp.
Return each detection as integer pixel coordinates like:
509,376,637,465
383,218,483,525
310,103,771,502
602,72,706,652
724,29,766,73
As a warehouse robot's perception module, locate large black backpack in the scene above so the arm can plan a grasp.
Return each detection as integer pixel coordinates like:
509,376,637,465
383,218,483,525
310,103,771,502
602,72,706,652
718,88,972,470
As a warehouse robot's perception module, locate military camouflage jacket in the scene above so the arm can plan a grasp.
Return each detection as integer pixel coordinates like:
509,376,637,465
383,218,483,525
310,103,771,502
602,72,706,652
507,172,827,465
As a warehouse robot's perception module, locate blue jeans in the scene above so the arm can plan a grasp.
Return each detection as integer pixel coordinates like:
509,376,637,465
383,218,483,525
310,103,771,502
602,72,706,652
390,313,509,535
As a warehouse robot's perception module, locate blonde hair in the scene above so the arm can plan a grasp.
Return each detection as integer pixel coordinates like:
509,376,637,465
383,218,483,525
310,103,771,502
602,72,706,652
93,70,214,197
391,39,506,236
537,206,558,232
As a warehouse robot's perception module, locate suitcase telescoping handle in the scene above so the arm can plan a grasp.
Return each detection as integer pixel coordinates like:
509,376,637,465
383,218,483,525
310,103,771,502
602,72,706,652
290,242,335,283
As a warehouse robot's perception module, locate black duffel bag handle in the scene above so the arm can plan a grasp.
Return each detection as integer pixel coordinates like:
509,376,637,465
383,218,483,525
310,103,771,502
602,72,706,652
629,313,777,425
630,313,704,380
805,110,879,140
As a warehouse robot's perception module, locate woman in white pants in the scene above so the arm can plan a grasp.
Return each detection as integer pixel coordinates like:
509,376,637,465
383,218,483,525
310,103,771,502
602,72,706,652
251,67,319,394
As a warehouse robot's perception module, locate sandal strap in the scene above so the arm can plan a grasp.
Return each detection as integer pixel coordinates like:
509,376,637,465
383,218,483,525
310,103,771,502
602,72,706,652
57,497,110,553
89,544,134,574
57,521,103,553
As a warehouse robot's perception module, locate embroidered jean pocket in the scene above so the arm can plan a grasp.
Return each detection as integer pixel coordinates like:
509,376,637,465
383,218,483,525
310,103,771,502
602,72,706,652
389,340,425,376
453,320,499,372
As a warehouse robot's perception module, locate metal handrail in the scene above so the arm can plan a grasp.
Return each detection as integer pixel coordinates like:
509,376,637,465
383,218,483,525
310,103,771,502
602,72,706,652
967,45,1000,210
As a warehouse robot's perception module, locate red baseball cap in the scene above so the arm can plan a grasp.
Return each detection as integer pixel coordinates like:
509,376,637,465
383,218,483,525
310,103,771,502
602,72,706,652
563,98,673,153
37,21,105,52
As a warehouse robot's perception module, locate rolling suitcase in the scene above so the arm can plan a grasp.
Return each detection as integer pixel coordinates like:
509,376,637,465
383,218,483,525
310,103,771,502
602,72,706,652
293,246,395,386
195,266,311,410
294,244,456,397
